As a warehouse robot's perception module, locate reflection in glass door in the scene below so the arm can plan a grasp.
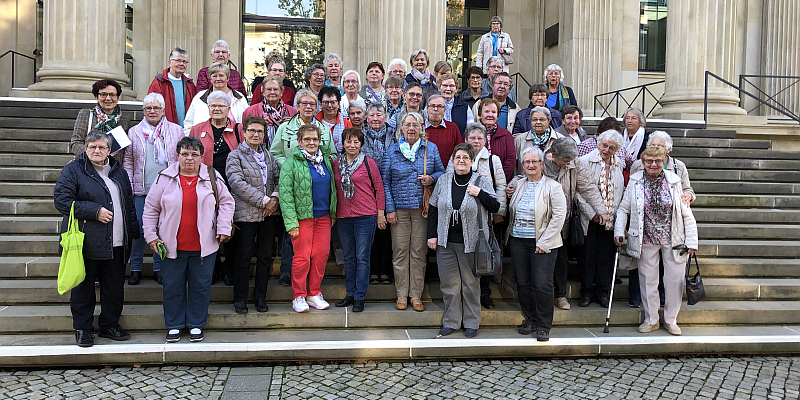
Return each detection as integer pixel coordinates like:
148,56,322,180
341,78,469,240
242,22,324,92
445,32,485,91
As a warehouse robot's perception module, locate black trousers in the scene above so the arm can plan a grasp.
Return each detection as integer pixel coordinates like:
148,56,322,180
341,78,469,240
70,246,126,331
554,238,586,298
215,233,239,278
370,226,393,277
581,221,615,299
479,221,507,296
509,237,558,333
233,217,278,303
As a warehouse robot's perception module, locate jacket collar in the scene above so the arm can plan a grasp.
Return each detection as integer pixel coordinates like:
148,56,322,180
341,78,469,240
159,162,212,181
630,169,681,185
78,152,120,175
586,148,621,167
237,141,267,155
199,87,243,104
156,68,193,83
292,144,332,160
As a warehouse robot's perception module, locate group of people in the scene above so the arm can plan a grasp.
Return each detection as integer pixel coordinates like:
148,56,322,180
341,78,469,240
55,16,698,348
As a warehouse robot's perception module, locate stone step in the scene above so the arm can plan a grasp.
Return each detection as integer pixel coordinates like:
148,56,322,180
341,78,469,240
696,223,800,240
0,117,78,130
0,99,143,112
0,167,62,182
0,236,61,256
698,240,800,258
0,128,72,142
698,258,800,278
671,147,800,160
691,181,800,195
692,194,800,208
692,208,800,224
670,137,771,149
0,140,70,154
690,169,800,183
0,182,55,198
0,216,62,234
680,157,800,171
0,300,798,334
0,153,73,167
0,199,59,215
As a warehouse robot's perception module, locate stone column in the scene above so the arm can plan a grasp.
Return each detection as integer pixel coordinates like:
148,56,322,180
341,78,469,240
18,0,133,99
653,0,746,118
759,0,800,117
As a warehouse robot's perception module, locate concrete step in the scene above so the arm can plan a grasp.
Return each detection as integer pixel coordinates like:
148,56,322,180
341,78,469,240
0,153,73,167
671,137,771,149
692,181,800,195
0,140,70,154
690,169,800,183
0,117,77,130
671,147,800,161
692,194,800,208
680,157,800,171
0,216,62,234
698,240,800,258
696,223,800,240
0,182,55,198
664,128,737,139
698,258,800,278
0,167,62,182
0,128,72,141
692,208,800,224
0,198,59,215
0,236,61,256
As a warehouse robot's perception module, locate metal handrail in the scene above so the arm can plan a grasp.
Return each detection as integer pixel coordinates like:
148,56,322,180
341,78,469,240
0,50,37,88
704,71,800,126
593,80,664,118
737,74,800,116
509,72,532,103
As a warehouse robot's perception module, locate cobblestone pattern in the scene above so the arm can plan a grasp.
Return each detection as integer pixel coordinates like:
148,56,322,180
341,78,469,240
2,357,800,399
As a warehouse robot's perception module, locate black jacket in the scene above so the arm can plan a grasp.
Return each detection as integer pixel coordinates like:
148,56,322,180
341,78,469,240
450,96,470,136
53,153,139,261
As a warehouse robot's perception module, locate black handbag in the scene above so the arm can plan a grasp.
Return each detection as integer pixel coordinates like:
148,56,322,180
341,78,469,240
473,176,503,277
569,200,584,246
685,254,706,305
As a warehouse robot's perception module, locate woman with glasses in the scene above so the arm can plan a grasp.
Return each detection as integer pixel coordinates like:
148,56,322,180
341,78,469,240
514,106,564,174
184,62,248,135
70,79,130,156
270,89,331,168
460,67,486,110
196,40,246,95
250,58,297,107
384,76,406,121
243,75,298,149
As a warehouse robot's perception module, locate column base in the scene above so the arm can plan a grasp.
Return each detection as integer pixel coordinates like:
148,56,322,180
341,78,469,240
7,88,138,101
653,88,746,119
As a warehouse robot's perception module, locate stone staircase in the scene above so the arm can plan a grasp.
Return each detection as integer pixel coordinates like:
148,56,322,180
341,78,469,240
0,98,799,365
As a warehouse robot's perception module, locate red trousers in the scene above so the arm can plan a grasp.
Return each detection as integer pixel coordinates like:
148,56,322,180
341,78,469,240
291,215,332,298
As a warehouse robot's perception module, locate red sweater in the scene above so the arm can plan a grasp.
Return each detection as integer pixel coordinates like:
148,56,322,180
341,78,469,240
425,120,462,167
332,157,385,219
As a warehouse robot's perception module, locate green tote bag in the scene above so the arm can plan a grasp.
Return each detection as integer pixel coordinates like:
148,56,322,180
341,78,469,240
57,202,86,295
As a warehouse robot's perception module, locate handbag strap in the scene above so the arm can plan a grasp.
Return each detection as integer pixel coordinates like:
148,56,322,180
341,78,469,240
207,165,220,228
474,175,490,232
423,141,427,176
685,253,700,278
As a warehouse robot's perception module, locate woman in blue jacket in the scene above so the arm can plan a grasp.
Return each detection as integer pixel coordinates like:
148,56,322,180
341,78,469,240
381,112,445,312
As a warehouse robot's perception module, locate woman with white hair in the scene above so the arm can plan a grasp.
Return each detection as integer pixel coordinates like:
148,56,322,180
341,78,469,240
387,58,408,84
576,129,625,309
324,53,344,94
544,64,577,112
476,16,514,74
347,99,367,131
184,62,248,135
123,93,184,285
340,70,365,116
196,40,246,94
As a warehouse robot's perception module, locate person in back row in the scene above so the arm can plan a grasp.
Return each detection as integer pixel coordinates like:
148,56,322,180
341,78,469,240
196,40,246,95
147,47,197,127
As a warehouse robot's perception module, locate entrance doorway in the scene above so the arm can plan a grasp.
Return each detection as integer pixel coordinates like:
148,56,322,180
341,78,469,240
445,0,496,90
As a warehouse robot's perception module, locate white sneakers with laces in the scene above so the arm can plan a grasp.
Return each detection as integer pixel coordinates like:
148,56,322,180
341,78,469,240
292,296,310,313
306,293,330,310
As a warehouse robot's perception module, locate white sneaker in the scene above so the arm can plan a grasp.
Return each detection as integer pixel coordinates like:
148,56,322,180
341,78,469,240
664,323,682,336
638,322,660,333
292,296,309,313
306,293,330,310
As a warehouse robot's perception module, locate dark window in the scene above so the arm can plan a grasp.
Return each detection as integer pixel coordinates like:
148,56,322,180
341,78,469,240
639,0,667,72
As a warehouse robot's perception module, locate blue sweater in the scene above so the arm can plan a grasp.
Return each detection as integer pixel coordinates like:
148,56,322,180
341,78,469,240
380,140,445,213
309,161,331,218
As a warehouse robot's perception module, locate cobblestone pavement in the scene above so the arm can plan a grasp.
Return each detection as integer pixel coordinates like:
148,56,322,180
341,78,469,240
2,357,800,399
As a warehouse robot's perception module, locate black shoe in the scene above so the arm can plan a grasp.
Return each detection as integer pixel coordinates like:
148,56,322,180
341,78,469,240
598,296,610,309
128,271,141,285
579,297,592,307
369,275,381,284
517,319,534,335
438,327,455,336
75,330,94,347
380,275,393,285
615,276,623,285
189,329,204,342
480,295,496,309
166,329,181,343
234,301,248,314
224,272,234,286
464,328,478,338
536,330,550,342
353,300,365,312
278,274,291,286
98,325,131,341
254,299,269,313
628,297,641,308
335,296,354,307
154,270,163,285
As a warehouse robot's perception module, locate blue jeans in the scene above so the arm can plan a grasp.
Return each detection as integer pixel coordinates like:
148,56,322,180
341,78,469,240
131,195,161,272
161,250,216,329
337,215,377,300
281,230,293,276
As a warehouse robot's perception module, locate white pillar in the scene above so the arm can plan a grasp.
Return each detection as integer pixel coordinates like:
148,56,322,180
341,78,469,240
653,0,746,118
758,0,800,117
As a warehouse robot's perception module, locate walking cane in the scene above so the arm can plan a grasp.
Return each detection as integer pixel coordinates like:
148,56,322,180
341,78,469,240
603,247,621,333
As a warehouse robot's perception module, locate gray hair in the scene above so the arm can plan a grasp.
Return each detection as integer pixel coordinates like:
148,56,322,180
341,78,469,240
210,40,230,55
401,112,424,138
304,63,325,82
208,61,230,78
348,98,367,114
521,146,545,162
324,53,343,68
426,93,445,105
624,107,647,127
647,130,673,151
543,63,564,82
268,58,286,70
142,92,166,109
409,49,429,66
464,122,487,139
388,58,407,74
168,47,188,62
366,103,386,115
487,56,505,69
85,130,112,147
549,136,579,161
207,90,232,107
261,75,283,89
530,106,552,120
490,16,503,26
342,69,361,87
597,129,625,150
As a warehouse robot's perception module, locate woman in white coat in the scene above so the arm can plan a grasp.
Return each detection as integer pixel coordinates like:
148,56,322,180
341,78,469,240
475,16,514,74
183,62,249,135
615,145,698,336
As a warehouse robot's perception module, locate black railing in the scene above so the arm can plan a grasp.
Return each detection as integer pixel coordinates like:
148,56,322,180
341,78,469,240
0,50,37,88
594,80,664,118
704,71,800,125
509,72,532,102
737,74,800,118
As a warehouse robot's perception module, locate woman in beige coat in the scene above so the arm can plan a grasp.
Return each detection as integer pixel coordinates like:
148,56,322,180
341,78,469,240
475,16,514,73
506,147,566,342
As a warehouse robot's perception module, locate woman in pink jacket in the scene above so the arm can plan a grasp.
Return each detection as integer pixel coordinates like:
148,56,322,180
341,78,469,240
143,136,235,343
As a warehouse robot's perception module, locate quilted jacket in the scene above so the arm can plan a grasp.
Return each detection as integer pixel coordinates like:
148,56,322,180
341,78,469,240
269,115,331,167
279,145,337,232
122,118,183,195
381,139,445,213
226,142,280,223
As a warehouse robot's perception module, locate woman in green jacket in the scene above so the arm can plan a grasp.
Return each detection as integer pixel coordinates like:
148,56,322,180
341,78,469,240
270,89,332,167
279,124,337,313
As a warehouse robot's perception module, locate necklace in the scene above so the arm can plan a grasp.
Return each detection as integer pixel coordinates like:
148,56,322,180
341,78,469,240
180,175,198,186
453,175,469,187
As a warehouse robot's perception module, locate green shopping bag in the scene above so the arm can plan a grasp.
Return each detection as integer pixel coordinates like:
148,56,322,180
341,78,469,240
57,202,86,294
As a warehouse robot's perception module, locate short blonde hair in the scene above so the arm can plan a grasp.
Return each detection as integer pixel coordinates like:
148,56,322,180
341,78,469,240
208,62,230,78
294,89,318,107
640,145,667,161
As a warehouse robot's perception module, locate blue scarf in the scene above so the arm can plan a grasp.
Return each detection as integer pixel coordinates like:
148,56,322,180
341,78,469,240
491,31,500,56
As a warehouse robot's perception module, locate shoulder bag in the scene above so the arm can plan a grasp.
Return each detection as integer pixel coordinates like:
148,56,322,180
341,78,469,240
685,253,706,305
569,199,584,246
472,176,503,276
208,165,236,241
57,202,86,294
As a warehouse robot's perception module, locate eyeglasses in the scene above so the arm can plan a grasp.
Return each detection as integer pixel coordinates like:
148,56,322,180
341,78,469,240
213,50,229,55
170,59,188,64
469,76,483,81
495,83,511,88
406,92,423,98
311,72,325,78
208,105,229,110
179,152,201,158
386,87,402,91
299,101,317,107
300,137,320,143
453,156,471,161
531,118,549,123
87,145,109,151
245,128,265,135
144,107,162,112
531,93,548,97
440,84,456,89
644,159,665,165
403,123,420,128
97,93,118,99
269,68,285,73
523,160,542,165
427,104,445,110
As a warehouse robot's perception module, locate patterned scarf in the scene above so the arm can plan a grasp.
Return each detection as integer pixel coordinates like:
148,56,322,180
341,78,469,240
386,98,404,120
556,83,573,111
93,104,121,132
338,152,365,199
142,117,169,165
261,99,287,147
485,124,497,153
411,69,432,87
363,125,388,165
300,147,326,176
531,127,552,150
251,146,269,187
398,137,422,162
598,156,617,229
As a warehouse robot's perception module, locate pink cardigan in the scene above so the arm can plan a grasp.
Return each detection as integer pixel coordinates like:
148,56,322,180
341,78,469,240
332,157,386,219
142,163,235,258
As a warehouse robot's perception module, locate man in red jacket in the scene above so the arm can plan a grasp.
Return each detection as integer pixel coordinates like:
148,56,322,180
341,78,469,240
196,40,247,96
147,47,197,127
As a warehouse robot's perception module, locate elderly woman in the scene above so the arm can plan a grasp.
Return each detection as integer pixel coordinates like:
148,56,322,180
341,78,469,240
324,53,344,93
615,146,698,336
242,75,298,149
359,61,387,107
270,89,331,167
630,131,695,204
250,58,297,107
303,64,326,101
123,93,183,286
476,16,514,73
347,99,366,131
70,79,130,156
477,98,516,183
514,84,563,135
622,107,651,162
438,73,473,136
514,106,565,173
544,64,577,112
506,147,567,342
432,61,452,85
226,116,280,314
382,112,445,312
428,143,500,338
332,128,386,312
384,76,406,121
480,57,517,104
461,66,485,109
316,85,352,155
388,58,408,83
405,49,438,96
55,131,139,347
339,70,365,116
279,124,337,313
576,130,625,308
184,62,248,135
554,105,588,144
196,40,246,94
577,117,625,160
143,136,234,343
